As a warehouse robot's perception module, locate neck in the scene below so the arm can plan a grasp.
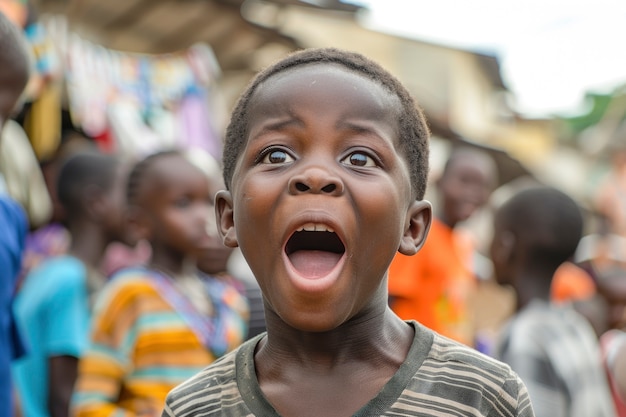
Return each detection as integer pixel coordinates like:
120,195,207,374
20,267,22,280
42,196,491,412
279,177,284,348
513,265,557,311
67,222,110,267
149,248,195,277
259,301,412,370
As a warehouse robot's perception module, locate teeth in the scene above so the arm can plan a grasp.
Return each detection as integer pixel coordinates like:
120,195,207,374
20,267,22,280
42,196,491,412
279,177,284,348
296,223,335,233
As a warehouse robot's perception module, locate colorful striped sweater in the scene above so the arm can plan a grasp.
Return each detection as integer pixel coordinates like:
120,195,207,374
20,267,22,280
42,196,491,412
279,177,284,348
71,267,249,417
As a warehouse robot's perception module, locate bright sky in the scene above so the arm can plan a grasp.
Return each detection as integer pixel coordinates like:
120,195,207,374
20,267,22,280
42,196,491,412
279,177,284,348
352,0,626,118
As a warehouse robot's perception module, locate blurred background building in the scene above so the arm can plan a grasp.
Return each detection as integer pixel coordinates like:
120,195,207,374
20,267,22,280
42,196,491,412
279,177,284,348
4,0,626,218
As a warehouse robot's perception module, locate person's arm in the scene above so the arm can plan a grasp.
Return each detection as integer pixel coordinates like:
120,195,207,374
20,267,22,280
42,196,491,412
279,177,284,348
48,355,78,417
42,262,90,417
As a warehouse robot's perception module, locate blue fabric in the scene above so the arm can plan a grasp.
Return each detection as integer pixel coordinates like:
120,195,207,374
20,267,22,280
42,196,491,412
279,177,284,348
12,255,89,417
0,196,27,417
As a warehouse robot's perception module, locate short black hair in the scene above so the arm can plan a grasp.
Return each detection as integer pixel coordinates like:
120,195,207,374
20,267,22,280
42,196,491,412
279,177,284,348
499,186,583,266
56,151,119,218
126,149,183,206
222,47,430,199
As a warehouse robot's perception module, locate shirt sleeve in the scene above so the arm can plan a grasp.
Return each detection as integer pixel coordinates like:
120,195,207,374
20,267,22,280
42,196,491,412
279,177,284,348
42,261,90,357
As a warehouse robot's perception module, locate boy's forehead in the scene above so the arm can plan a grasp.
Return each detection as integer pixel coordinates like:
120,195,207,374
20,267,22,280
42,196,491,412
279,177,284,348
150,154,204,180
138,156,207,200
250,63,400,118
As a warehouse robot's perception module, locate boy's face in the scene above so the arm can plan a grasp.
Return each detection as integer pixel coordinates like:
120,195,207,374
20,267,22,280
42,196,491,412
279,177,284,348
217,64,430,332
438,155,495,225
138,156,214,258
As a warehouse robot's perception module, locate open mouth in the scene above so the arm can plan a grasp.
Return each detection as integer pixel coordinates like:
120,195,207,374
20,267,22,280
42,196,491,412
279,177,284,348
285,224,345,279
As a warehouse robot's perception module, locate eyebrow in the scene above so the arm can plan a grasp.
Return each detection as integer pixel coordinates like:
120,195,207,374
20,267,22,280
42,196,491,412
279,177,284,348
335,119,390,140
251,114,305,139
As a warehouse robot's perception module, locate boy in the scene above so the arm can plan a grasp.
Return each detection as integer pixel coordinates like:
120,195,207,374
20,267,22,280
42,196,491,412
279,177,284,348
162,48,533,417
12,151,128,417
0,11,31,417
71,150,248,416
388,146,497,345
490,186,615,417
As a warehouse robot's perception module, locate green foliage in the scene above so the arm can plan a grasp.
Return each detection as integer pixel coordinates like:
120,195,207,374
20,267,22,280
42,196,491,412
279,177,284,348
561,91,616,134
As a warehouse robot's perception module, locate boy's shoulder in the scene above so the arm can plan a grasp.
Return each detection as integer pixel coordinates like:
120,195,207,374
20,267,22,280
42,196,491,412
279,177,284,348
505,299,587,338
18,255,86,297
93,266,164,307
106,266,161,290
412,325,533,416
163,335,258,416
428,327,519,377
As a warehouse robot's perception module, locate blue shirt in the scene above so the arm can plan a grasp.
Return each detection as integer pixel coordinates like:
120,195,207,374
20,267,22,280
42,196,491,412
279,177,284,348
12,256,90,417
0,196,27,417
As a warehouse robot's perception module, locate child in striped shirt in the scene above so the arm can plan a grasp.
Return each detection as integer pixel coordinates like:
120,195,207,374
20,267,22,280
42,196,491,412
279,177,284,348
71,150,248,416
162,47,534,417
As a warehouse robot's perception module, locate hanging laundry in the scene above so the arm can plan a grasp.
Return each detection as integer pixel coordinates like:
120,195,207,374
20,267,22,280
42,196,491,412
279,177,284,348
22,16,226,160
24,81,62,161
176,85,221,160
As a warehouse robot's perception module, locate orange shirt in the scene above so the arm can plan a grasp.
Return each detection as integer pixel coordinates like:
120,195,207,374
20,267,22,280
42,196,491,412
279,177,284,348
551,261,596,303
388,218,476,345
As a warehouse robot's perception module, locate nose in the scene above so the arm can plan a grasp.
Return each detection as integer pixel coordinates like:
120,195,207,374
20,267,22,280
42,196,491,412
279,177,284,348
288,166,344,196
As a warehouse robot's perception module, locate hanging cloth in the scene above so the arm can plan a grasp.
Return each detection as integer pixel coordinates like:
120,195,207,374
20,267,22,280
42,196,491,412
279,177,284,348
24,81,62,161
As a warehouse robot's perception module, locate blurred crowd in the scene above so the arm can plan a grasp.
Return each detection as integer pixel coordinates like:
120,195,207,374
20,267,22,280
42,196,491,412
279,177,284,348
2,2,626,417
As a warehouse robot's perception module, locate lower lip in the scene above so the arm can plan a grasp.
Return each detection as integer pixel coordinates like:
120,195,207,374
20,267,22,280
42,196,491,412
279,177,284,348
282,251,346,294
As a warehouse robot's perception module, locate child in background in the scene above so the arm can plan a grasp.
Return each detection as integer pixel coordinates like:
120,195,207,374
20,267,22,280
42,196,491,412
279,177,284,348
162,47,533,417
0,11,31,417
12,151,127,417
16,132,96,291
186,150,238,280
388,146,498,346
72,150,248,417
490,186,615,417
189,150,266,339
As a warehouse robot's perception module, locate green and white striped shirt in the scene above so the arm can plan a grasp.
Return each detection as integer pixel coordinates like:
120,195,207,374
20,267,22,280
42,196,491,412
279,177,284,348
162,321,534,417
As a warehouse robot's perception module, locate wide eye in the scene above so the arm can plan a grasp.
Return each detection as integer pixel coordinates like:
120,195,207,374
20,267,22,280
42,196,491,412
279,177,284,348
341,151,377,167
261,148,295,165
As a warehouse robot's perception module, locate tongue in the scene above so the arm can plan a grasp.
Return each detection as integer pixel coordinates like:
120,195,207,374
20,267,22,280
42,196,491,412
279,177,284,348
289,250,341,279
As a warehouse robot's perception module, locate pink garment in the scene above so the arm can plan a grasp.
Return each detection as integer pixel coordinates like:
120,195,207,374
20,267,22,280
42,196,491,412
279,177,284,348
176,88,221,159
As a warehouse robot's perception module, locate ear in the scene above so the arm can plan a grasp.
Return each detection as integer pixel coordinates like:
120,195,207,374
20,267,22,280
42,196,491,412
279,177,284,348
83,185,106,220
492,229,516,266
398,200,432,256
216,190,238,248
126,205,152,242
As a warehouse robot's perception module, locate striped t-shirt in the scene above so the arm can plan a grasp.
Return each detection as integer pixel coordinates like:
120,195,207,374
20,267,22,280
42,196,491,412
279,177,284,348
72,267,249,416
162,321,534,416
